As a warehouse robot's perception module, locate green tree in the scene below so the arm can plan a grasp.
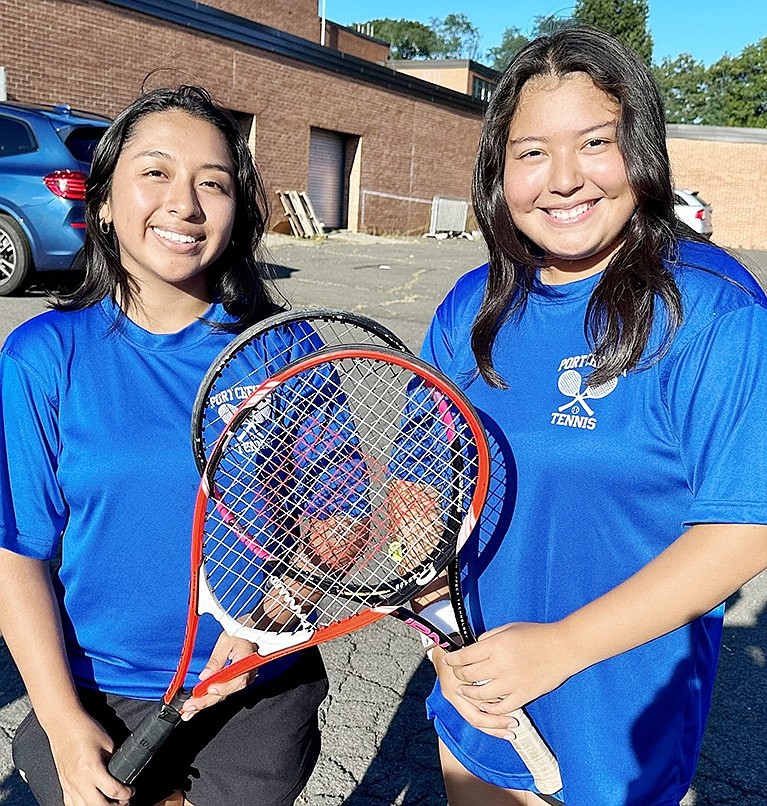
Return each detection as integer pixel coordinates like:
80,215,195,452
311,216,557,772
704,38,767,127
532,14,575,37
573,0,653,65
430,13,482,60
487,26,529,71
486,16,574,72
357,18,441,60
653,54,709,124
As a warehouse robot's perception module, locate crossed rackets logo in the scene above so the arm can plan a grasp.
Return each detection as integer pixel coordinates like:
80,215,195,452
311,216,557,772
557,368,617,416
219,396,272,453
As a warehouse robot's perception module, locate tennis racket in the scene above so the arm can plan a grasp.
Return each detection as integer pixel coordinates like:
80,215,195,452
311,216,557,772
444,548,563,794
191,308,411,473
108,344,488,784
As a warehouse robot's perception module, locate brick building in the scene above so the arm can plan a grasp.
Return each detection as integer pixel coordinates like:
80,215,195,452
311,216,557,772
667,124,767,251
2,1,765,247
0,0,485,235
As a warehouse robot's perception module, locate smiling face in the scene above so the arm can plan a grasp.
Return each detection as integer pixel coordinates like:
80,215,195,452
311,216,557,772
99,109,237,301
503,72,637,284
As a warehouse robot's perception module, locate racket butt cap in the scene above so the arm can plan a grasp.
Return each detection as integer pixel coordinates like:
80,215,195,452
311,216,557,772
108,691,190,784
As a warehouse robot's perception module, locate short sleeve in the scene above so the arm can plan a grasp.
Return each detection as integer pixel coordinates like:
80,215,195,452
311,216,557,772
0,349,67,558
664,304,767,525
420,298,457,372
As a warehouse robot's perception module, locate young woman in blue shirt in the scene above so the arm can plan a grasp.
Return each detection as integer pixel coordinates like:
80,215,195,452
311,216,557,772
0,86,327,806
421,27,767,805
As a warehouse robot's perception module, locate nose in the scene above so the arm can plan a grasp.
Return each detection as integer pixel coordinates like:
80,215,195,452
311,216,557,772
548,150,584,196
165,179,202,219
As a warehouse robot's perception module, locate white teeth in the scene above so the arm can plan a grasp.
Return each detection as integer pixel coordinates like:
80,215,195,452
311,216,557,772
153,227,198,244
547,203,593,221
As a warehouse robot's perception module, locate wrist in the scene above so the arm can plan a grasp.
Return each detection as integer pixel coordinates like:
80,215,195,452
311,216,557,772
554,614,600,677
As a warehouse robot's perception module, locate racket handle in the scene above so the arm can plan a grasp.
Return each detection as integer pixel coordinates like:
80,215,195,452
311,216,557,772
506,707,562,795
108,691,190,785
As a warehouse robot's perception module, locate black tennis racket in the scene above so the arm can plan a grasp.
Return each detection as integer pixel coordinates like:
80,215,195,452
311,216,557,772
444,538,562,794
191,308,411,473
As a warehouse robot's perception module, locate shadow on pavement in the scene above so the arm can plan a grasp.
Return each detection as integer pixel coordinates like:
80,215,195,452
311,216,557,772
691,588,767,804
344,658,446,805
0,639,35,806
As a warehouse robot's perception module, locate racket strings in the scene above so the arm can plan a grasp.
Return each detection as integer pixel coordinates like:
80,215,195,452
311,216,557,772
201,317,406,465
201,355,481,639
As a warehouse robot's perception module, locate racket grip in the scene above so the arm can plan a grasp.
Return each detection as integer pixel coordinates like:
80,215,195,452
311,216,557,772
108,691,190,785
506,707,562,795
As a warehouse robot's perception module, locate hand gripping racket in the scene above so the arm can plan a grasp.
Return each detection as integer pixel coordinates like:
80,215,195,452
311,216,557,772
444,555,563,794
191,308,411,473
108,345,488,784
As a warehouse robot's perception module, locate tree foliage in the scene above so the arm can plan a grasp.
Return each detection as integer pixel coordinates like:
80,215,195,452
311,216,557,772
430,13,482,60
486,26,529,72
573,0,653,64
654,38,767,128
358,15,481,61
653,54,709,124
487,15,574,72
705,38,767,127
359,18,441,60
354,10,767,129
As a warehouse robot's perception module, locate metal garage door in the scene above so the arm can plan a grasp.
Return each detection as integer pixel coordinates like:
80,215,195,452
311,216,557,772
308,128,345,230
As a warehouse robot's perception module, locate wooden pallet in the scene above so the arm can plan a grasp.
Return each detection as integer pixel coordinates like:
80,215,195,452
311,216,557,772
277,190,325,238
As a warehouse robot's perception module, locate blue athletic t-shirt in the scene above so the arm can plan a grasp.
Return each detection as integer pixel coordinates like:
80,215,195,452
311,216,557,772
0,299,303,698
420,241,767,805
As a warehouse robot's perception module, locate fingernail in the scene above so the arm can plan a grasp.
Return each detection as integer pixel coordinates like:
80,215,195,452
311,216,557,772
208,687,219,696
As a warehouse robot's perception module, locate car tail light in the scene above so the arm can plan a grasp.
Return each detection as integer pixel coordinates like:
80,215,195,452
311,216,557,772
43,170,88,200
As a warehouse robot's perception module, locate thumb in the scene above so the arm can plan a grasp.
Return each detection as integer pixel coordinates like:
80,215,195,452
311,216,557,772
199,648,228,681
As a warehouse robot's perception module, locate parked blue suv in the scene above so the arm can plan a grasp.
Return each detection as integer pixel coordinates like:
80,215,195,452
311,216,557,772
0,101,110,295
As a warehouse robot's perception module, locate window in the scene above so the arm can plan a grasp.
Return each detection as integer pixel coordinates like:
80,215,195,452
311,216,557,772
472,77,494,102
64,126,107,162
0,116,37,157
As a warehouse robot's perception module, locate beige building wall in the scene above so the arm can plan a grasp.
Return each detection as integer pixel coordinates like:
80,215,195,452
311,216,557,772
391,64,469,94
667,129,767,251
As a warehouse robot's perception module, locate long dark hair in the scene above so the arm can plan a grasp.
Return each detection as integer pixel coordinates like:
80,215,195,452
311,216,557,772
472,26,694,387
54,85,275,329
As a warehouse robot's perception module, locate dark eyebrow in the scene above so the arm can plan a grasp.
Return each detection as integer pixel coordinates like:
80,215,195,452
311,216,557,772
508,120,617,147
132,150,234,176
201,162,235,176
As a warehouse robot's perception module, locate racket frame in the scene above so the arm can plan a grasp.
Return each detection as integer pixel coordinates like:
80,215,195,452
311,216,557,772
191,308,411,473
172,344,491,700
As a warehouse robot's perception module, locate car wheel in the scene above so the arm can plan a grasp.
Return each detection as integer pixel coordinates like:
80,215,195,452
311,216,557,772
0,214,33,296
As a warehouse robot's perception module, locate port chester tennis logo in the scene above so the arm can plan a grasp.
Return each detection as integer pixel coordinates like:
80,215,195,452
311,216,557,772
551,353,618,430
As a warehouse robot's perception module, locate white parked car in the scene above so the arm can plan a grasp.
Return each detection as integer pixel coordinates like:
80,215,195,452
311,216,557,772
673,189,713,238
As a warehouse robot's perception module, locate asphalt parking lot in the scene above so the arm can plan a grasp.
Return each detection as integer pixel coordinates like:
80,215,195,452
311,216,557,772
1,233,766,805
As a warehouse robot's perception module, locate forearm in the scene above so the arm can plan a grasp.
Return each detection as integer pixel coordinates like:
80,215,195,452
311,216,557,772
0,549,83,732
559,523,767,673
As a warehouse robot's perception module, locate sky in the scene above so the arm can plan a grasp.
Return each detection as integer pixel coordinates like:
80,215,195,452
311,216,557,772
319,0,766,66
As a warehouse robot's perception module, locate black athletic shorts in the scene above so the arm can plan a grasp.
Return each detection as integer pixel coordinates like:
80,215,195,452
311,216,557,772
12,648,328,806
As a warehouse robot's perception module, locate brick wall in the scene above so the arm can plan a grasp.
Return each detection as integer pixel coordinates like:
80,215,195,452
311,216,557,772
325,23,390,64
668,137,767,250
0,0,482,235
204,0,320,43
